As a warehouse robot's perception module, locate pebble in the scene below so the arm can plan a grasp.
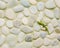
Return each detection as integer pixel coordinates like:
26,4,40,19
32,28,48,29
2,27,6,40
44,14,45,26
5,9,16,19
47,23,54,33
37,2,45,11
54,8,60,19
0,18,5,26
13,20,22,28
29,0,37,5
28,15,37,27
45,0,56,9
13,5,24,12
1,26,10,35
18,32,25,43
22,17,28,25
33,38,43,47
25,34,33,42
37,12,44,21
10,27,20,35
1,43,10,48
47,33,57,39
0,1,7,9
20,0,30,7
40,31,47,38
53,45,60,48
17,13,24,19
7,0,18,7
40,46,47,48
44,9,54,19
6,34,17,47
6,20,13,28
44,38,51,46
23,8,31,17
55,0,60,8
29,6,37,14
20,42,32,48
33,32,40,39
42,16,51,24
15,42,32,48
51,18,58,27
0,10,5,18
0,35,5,46
33,23,40,31
56,34,60,41
55,27,60,33
20,25,33,34
51,39,59,46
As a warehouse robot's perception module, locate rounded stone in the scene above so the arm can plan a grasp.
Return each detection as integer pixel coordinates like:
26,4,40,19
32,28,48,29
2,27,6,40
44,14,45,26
37,2,44,11
29,6,37,14
25,34,33,42
20,0,30,7
20,25,33,34
13,5,24,12
33,38,43,47
5,9,16,19
0,1,7,9
45,0,56,9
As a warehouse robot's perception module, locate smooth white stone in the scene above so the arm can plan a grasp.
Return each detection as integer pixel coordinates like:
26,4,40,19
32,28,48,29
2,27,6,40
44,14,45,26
13,5,24,12
33,23,40,31
40,31,47,38
0,35,5,45
37,2,44,11
6,34,17,47
47,33,57,39
56,34,60,41
17,13,24,19
37,12,44,21
44,38,51,46
20,25,33,33
0,10,5,18
21,42,33,48
10,27,20,35
40,46,47,48
33,32,40,39
15,42,32,48
22,17,28,25
0,18,5,26
0,1,7,9
25,34,33,42
53,45,60,48
18,32,25,43
51,39,59,46
1,43,10,48
7,0,18,7
5,9,16,19
23,8,31,17
29,6,37,14
55,27,60,33
55,0,60,7
28,15,37,27
29,0,37,5
54,8,60,19
47,23,54,33
45,0,56,8
13,20,22,28
33,38,43,47
42,16,51,24
44,9,54,18
1,26,10,35
20,0,30,7
6,20,13,28
51,18,58,27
